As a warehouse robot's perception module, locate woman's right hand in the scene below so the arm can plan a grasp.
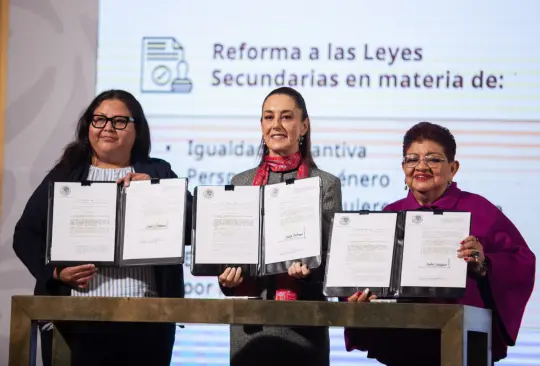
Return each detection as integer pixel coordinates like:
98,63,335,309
54,264,98,289
348,288,377,302
218,267,244,288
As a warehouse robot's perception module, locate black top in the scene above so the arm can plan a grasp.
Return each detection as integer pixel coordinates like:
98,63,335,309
13,157,192,299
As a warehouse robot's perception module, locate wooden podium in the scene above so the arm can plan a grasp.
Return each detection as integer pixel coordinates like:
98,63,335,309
9,296,491,366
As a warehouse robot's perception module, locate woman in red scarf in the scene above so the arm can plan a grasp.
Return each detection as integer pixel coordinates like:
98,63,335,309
218,87,342,366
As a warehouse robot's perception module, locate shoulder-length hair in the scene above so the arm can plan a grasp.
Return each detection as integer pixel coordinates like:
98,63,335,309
54,89,151,171
257,87,317,168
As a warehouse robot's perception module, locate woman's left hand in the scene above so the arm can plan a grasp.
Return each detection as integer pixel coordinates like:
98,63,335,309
288,261,310,279
116,172,151,187
457,236,486,271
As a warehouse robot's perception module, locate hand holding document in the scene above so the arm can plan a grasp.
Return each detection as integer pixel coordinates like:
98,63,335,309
190,177,323,277
324,210,471,299
324,213,397,291
400,211,470,289
47,178,188,266
55,264,98,289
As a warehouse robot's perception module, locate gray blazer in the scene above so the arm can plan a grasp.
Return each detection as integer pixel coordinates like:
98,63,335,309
224,165,342,366
222,165,343,300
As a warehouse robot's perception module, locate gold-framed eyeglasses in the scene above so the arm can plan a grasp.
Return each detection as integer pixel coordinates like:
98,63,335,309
403,155,447,168
91,115,134,130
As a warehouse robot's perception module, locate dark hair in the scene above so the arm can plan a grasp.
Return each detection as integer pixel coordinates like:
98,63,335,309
403,122,457,161
54,89,151,171
257,87,317,168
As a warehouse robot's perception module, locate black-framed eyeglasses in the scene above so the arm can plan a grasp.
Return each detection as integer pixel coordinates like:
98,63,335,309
402,155,447,168
91,115,134,130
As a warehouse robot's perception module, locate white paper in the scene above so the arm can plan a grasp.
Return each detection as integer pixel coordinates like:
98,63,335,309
325,212,397,288
400,211,470,288
122,179,187,261
194,186,260,264
263,177,322,265
50,182,117,262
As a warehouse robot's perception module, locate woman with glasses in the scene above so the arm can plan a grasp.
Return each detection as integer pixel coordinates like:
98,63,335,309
344,122,535,365
13,89,191,366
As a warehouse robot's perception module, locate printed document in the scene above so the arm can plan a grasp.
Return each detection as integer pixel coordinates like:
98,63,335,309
194,186,260,264
325,212,397,288
400,211,470,288
122,179,187,260
50,182,117,262
263,177,322,264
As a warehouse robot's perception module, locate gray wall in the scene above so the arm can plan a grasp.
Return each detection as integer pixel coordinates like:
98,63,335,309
0,1,98,364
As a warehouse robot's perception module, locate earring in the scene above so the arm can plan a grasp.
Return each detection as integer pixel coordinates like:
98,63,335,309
447,180,452,187
404,179,408,191
299,135,305,146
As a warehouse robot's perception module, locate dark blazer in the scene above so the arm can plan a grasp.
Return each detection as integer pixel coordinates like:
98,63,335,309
13,157,192,299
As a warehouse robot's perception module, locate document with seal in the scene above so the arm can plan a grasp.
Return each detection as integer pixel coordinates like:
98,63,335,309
121,178,188,264
46,178,188,266
48,182,118,264
324,212,397,295
400,211,470,289
190,177,322,277
192,185,261,270
323,210,471,299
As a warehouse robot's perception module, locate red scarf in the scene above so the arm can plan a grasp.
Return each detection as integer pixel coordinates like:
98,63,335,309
231,152,309,299
252,151,309,186
254,151,309,301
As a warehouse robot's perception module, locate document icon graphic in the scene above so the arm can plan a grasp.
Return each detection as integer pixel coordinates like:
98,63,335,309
140,37,193,93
